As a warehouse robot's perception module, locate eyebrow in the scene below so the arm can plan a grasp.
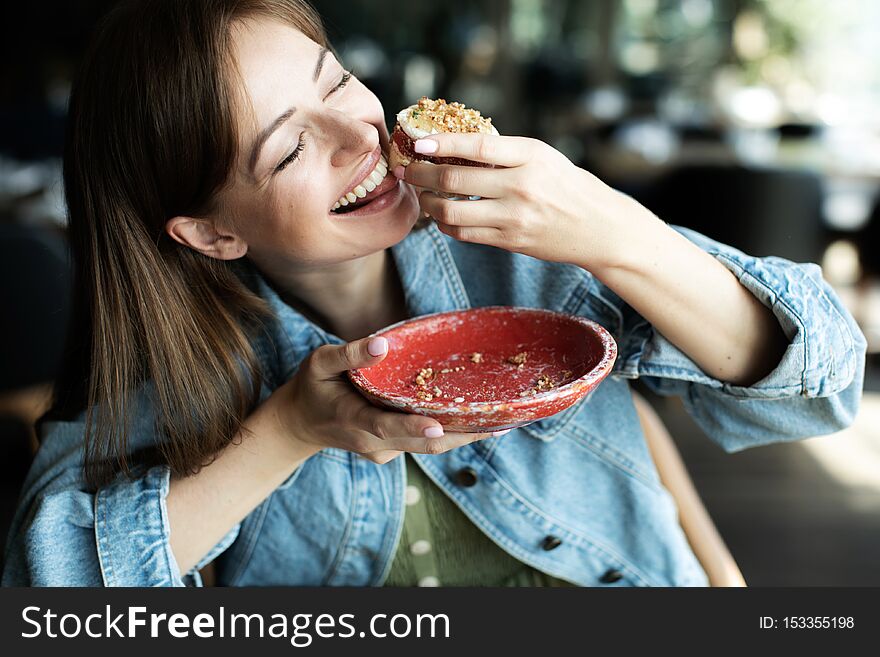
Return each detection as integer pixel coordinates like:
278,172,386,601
248,47,330,174
313,46,329,82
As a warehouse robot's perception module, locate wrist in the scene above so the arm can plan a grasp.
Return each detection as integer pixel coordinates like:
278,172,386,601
259,382,324,464
582,193,665,276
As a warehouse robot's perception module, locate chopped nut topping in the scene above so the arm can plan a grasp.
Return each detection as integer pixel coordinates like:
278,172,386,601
409,97,495,134
506,352,528,369
470,352,483,363
416,390,434,401
432,386,443,397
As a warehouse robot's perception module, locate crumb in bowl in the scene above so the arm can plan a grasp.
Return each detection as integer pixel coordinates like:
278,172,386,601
410,351,570,404
415,367,435,387
413,367,437,401
535,374,554,391
518,373,561,397
412,365,457,402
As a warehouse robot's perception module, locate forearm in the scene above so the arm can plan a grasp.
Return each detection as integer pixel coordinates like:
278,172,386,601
166,390,322,574
593,209,788,386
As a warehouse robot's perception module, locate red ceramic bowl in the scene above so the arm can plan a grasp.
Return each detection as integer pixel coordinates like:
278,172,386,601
348,306,617,432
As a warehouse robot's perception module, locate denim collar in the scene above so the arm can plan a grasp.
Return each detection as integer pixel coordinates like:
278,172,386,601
249,222,472,382
390,221,472,319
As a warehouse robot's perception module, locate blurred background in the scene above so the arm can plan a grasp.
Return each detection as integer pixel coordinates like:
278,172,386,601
2,0,879,584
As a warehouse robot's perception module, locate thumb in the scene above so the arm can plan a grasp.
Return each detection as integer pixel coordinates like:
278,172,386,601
313,335,389,378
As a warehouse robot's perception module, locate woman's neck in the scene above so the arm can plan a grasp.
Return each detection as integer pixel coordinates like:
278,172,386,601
254,248,409,342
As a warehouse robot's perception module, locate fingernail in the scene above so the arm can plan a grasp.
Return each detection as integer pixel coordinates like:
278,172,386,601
367,336,388,357
423,426,444,438
491,429,511,437
414,139,438,154
393,165,405,179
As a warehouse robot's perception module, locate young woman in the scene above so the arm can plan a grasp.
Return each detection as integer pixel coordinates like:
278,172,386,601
2,0,865,587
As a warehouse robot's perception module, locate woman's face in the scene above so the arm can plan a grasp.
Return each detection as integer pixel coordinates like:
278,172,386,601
215,18,419,268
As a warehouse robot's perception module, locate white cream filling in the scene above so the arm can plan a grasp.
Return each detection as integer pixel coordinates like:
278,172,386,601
396,105,499,141
332,154,388,210
397,107,437,140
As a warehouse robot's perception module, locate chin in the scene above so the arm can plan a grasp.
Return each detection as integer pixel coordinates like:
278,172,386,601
401,184,421,221
389,193,422,240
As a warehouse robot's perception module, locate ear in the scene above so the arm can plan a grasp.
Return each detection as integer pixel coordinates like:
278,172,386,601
165,216,248,260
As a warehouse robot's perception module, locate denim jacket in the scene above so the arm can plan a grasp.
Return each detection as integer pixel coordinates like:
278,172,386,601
2,223,866,587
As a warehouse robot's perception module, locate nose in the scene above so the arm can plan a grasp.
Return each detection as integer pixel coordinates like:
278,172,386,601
323,109,379,167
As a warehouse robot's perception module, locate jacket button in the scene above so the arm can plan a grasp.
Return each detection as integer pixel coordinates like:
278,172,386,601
455,467,478,487
541,535,563,551
600,569,623,584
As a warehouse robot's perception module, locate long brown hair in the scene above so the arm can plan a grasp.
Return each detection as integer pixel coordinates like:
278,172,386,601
55,0,329,488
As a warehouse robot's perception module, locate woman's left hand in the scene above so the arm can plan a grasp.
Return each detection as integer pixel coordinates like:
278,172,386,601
395,133,653,271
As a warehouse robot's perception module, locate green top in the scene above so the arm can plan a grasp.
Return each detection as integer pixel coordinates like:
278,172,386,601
384,455,576,587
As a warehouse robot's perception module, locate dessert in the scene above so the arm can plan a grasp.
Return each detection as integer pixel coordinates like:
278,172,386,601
389,97,498,201
389,97,498,171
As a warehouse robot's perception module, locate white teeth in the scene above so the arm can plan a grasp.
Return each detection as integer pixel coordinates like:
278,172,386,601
331,154,391,211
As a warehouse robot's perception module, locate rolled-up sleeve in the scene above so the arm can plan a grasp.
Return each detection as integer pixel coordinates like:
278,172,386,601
607,226,867,452
94,464,182,586
2,418,239,587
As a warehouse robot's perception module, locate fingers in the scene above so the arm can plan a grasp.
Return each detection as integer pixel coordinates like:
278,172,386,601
354,404,443,443
360,429,508,464
418,194,512,247
411,133,533,167
358,429,503,458
406,430,502,456
419,192,510,228
400,160,508,198
362,450,403,465
310,335,389,380
434,221,507,247
349,404,511,457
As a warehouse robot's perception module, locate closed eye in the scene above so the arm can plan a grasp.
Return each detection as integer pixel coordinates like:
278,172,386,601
274,134,305,174
325,71,351,99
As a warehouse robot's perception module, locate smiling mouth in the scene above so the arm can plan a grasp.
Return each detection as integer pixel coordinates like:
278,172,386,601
330,152,390,214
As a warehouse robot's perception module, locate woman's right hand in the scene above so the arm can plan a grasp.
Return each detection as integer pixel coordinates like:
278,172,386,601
275,335,506,464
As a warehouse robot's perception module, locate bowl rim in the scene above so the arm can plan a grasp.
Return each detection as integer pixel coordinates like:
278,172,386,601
348,305,618,410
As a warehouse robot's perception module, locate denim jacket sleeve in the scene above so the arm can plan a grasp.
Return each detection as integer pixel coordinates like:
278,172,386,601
597,225,866,452
1,415,240,587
